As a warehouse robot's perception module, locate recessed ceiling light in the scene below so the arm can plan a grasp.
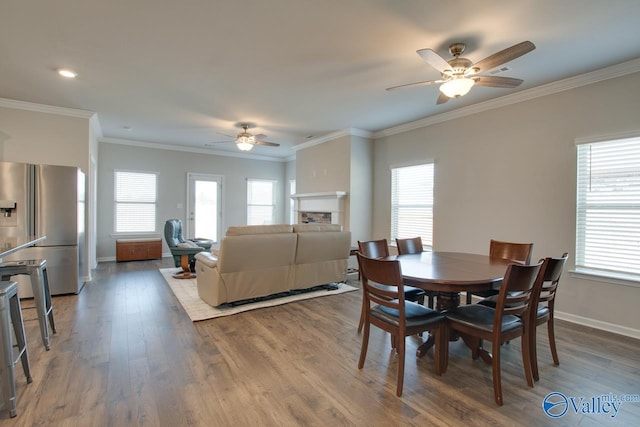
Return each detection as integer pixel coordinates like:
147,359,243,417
57,68,78,78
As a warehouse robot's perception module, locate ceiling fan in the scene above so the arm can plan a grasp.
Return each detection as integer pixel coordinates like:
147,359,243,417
206,123,280,152
386,40,536,104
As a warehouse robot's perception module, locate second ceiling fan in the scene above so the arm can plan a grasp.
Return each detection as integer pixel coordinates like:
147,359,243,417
387,40,536,104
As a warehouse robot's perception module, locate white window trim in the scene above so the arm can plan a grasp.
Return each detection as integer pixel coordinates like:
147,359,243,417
574,130,640,286
247,178,277,225
113,169,159,236
390,161,434,249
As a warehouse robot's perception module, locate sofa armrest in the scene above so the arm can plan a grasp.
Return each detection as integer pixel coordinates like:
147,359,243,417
195,251,218,268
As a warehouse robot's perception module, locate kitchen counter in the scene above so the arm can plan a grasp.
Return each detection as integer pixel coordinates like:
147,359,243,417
0,236,46,261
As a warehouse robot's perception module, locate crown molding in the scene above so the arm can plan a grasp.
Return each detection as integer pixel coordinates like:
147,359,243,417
373,57,640,139
99,136,288,162
292,128,373,151
0,97,96,119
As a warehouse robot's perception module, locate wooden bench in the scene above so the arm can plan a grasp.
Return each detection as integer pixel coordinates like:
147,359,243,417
116,238,162,262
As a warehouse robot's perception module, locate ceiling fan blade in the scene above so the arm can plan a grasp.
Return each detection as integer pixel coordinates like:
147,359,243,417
216,132,236,138
473,75,524,88
386,79,443,91
206,140,234,145
255,140,280,147
254,133,268,140
468,41,536,74
417,48,452,73
436,92,449,105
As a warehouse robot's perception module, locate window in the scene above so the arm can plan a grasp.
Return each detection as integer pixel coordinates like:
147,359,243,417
391,163,434,248
289,179,296,224
114,170,157,233
247,179,276,225
576,137,640,279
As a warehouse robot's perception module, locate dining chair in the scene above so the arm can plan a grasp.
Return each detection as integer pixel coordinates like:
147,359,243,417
357,253,445,397
529,253,568,381
396,237,437,309
357,239,426,333
445,261,545,405
477,253,568,380
465,239,534,304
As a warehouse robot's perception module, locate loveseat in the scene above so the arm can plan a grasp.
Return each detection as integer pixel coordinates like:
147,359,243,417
194,224,352,307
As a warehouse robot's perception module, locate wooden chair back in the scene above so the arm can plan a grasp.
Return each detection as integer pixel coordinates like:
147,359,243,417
489,239,533,264
495,261,545,323
396,237,423,255
358,253,405,313
535,253,568,310
357,239,390,259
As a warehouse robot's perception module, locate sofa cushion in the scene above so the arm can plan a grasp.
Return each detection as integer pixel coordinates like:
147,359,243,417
293,224,342,233
226,224,293,236
218,233,297,272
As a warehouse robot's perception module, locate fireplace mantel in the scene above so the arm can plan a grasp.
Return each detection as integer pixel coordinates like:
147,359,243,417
291,191,347,200
291,191,348,225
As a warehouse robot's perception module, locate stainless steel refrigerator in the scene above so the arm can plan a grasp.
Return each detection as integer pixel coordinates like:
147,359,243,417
0,161,85,296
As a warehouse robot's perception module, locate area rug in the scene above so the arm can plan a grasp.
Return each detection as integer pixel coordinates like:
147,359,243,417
159,268,358,322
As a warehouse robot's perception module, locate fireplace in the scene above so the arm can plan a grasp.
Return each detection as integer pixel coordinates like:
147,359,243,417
291,191,347,226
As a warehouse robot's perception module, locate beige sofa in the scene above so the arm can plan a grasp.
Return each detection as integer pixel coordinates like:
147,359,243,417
194,224,352,307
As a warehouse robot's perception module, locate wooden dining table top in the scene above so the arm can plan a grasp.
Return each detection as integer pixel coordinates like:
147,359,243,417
393,251,512,293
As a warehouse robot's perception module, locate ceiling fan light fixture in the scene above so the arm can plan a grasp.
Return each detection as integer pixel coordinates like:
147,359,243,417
236,134,255,151
439,77,475,98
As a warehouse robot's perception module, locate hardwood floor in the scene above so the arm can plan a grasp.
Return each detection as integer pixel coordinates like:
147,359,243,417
3,259,639,426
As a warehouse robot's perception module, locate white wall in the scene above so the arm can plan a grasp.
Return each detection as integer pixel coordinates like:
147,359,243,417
0,105,91,171
373,71,640,335
0,103,95,281
97,142,287,260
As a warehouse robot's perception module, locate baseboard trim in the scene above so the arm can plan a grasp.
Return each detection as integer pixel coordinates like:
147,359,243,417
554,311,640,340
468,293,640,340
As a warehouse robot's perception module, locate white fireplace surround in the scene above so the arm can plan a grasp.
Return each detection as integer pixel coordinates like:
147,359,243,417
291,191,347,225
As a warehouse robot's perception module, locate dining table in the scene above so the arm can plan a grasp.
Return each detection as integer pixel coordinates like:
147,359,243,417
393,251,511,358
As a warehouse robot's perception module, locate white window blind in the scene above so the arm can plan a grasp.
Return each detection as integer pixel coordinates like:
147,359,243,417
391,163,434,247
114,171,157,233
576,137,640,277
247,179,276,225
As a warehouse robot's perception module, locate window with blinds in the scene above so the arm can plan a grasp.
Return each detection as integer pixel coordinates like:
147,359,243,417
114,170,158,233
576,137,640,278
247,179,276,225
391,163,434,248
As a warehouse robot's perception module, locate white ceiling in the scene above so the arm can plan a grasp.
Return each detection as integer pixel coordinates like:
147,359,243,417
2,0,640,159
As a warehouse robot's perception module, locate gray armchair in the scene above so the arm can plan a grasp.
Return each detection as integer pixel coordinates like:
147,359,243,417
164,219,213,272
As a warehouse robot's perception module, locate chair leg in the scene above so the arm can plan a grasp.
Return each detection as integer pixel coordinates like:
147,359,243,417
433,329,442,376
531,322,540,382
357,293,366,333
43,267,56,334
9,295,31,383
548,315,559,366
441,325,449,373
491,338,503,406
466,292,472,305
358,321,370,370
521,327,534,388
396,337,405,397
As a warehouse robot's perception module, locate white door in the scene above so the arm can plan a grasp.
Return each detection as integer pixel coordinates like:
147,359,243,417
186,173,223,243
